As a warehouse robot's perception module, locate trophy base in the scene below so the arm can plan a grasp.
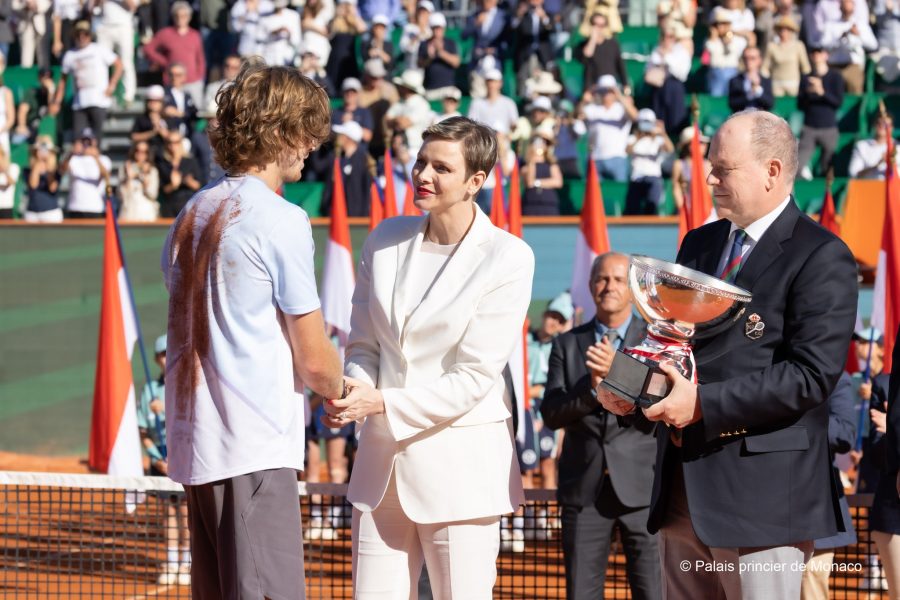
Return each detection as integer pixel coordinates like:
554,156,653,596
599,350,673,409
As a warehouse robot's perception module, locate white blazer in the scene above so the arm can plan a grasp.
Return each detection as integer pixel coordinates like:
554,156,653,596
345,207,533,524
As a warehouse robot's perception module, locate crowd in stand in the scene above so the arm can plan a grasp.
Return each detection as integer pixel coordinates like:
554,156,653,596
0,0,897,220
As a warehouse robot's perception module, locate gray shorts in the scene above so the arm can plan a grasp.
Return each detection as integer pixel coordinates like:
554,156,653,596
185,468,305,600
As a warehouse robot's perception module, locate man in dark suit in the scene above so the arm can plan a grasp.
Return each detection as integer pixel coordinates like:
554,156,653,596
511,0,555,83
600,110,857,598
727,46,775,113
541,252,660,600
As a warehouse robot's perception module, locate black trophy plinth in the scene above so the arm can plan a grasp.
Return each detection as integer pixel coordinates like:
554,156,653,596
598,350,673,409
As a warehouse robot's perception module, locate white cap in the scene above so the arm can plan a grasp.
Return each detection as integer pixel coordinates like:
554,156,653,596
392,69,425,95
364,58,387,78
595,74,618,90
429,12,447,28
146,85,165,101
417,0,435,11
529,96,552,112
637,108,656,122
484,68,503,81
342,77,362,92
441,86,462,100
333,121,363,143
711,6,732,24
372,14,390,26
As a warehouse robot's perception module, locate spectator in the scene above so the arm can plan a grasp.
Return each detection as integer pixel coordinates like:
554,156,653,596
579,11,628,92
95,0,137,106
163,64,199,140
51,20,123,143
800,373,858,600
541,252,660,600
200,0,232,81
14,0,51,68
23,136,61,222
850,327,889,496
728,46,775,112
513,95,555,154
60,128,111,219
358,58,397,158
322,121,372,216
625,108,673,215
812,0,869,47
399,0,432,71
332,78,374,144
761,15,811,96
553,99,587,178
203,54,241,116
131,84,177,161
579,74,638,182
303,390,348,542
705,7,749,96
143,1,206,108
432,86,463,122
0,69,13,154
259,0,302,67
463,0,509,63
467,68,519,135
656,0,697,38
671,127,711,219
873,0,900,88
522,132,563,215
761,0,803,54
820,0,877,94
0,145,19,219
13,67,55,145
720,0,757,45
138,335,191,587
118,141,160,221
299,46,336,98
361,14,395,72
523,70,563,103
797,45,844,179
230,0,274,59
51,0,82,59
156,131,201,217
418,12,461,100
579,0,623,35
512,0,555,90
849,114,899,179
359,0,400,24
327,0,367,85
647,54,689,138
302,0,335,65
648,25,692,83
385,70,434,155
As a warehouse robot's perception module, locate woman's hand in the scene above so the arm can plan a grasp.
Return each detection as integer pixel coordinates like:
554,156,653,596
322,376,384,427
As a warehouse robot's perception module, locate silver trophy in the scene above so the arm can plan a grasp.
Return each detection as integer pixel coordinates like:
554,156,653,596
599,255,752,408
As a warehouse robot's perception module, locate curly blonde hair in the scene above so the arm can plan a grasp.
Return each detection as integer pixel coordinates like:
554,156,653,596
208,60,331,175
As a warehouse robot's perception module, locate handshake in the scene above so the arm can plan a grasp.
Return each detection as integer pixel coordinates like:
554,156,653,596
321,376,384,428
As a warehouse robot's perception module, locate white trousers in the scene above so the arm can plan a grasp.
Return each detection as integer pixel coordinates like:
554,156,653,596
96,21,135,103
19,21,50,68
351,474,500,600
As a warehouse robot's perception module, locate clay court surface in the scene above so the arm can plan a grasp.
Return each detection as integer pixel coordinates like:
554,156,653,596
0,452,885,599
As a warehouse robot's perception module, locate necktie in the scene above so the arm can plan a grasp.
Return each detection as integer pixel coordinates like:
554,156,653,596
603,330,620,349
719,229,747,283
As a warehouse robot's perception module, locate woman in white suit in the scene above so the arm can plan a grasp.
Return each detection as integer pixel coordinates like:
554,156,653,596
324,116,535,599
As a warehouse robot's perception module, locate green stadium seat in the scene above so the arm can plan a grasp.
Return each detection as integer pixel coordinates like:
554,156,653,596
284,181,325,216
624,58,647,100
559,60,584,99
695,94,731,137
659,179,675,216
617,26,658,57
791,177,848,213
837,95,863,133
560,178,627,216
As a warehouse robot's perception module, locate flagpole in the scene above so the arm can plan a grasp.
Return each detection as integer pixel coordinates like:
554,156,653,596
106,194,154,407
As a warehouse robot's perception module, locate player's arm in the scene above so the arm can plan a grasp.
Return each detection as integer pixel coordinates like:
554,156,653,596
285,308,344,401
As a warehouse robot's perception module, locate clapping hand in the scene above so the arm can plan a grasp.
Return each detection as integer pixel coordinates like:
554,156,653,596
322,376,384,427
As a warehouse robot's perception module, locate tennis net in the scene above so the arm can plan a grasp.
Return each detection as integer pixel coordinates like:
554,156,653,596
0,471,885,599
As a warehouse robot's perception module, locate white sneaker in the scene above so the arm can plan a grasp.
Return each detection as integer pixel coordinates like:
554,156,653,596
511,529,525,553
157,563,178,585
177,563,191,586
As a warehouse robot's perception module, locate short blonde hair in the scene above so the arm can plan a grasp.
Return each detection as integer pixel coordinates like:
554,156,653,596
208,60,331,174
421,116,498,178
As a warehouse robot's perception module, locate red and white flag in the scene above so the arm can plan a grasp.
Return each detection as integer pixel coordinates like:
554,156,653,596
819,185,840,236
506,162,530,444
571,159,611,322
89,201,143,477
369,180,383,232
402,180,421,216
872,138,900,372
383,150,399,218
322,158,355,346
489,166,507,229
679,123,715,247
